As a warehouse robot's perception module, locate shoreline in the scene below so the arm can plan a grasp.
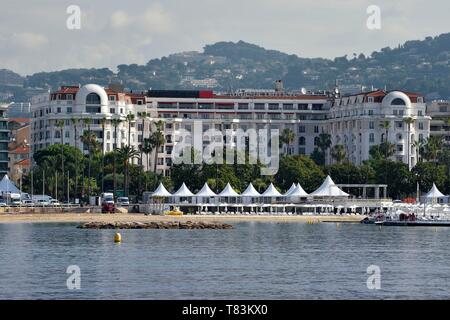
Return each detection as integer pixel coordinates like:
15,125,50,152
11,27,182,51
0,213,366,224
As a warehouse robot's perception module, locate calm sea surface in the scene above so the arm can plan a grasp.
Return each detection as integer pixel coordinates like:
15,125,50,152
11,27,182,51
0,221,449,299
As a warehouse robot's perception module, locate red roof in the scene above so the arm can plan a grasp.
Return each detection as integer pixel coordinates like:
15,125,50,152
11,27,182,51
14,158,30,166
9,145,30,154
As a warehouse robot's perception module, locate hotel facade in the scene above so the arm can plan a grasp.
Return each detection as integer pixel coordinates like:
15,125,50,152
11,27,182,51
30,83,430,176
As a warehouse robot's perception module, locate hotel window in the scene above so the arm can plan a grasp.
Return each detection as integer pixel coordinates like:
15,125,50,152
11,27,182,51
137,100,143,105
369,122,374,129
298,104,308,110
254,103,265,110
109,95,116,101
110,108,115,114
65,131,70,138
397,145,403,152
298,137,306,146
86,93,101,104
314,137,319,146
86,106,101,113
419,122,424,130
298,126,305,133
57,107,61,113
67,94,73,100
369,133,375,143
67,107,73,113
312,104,323,111
314,126,319,133
368,97,374,103
399,110,404,116
393,110,398,116
440,106,448,113
107,131,111,140
418,110,423,116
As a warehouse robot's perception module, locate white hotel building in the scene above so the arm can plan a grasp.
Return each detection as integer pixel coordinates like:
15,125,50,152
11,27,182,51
30,83,430,176
326,90,430,168
31,84,151,167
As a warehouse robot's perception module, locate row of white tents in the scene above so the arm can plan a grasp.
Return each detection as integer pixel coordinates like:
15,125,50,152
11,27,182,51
150,176,350,204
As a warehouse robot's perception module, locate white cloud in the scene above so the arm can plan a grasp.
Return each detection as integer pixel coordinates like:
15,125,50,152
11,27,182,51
110,11,131,29
11,32,49,50
0,0,448,75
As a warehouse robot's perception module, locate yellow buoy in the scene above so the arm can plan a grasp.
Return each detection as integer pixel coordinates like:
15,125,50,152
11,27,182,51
114,233,122,243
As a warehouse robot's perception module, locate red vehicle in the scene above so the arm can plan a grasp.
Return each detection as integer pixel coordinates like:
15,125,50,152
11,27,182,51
102,202,116,214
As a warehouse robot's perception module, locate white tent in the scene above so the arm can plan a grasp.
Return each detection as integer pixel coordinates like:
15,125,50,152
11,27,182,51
284,183,297,197
196,183,217,197
173,183,194,197
241,183,261,197
195,183,217,205
151,183,172,197
426,183,445,198
310,176,349,197
241,183,261,205
219,183,240,197
262,183,282,197
0,175,21,194
288,184,309,198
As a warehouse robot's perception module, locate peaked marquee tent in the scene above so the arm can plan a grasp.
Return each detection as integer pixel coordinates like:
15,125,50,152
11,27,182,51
310,176,349,198
0,175,21,195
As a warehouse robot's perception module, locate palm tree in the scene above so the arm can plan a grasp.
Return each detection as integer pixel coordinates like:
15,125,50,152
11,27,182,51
380,120,391,159
331,145,346,163
80,127,96,198
117,146,140,196
380,120,390,143
316,133,332,162
150,130,165,174
424,135,444,164
412,140,425,163
280,128,295,155
99,117,107,193
70,117,79,198
55,120,65,201
142,138,153,170
126,112,135,147
71,118,79,149
149,120,165,174
111,118,122,197
403,117,415,170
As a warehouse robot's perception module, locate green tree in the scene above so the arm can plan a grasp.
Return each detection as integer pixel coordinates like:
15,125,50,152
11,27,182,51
330,144,346,163
111,118,122,197
412,162,447,193
316,133,332,163
150,127,165,174
280,128,295,155
117,146,140,196
275,155,325,192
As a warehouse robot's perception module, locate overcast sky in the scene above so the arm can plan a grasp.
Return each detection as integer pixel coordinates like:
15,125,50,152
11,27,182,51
0,0,449,75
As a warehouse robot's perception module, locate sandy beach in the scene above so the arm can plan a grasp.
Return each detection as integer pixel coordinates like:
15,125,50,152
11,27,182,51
0,213,365,224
